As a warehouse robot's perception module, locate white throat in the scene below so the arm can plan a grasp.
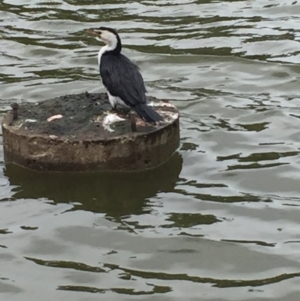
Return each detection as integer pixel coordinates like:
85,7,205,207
97,35,118,66
98,45,114,66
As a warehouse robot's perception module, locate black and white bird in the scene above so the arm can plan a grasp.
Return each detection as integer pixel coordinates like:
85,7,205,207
86,26,163,123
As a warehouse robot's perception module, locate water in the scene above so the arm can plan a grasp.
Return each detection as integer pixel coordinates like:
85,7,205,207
1,0,300,300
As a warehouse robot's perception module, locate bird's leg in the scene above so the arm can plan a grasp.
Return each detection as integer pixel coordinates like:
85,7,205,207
116,105,131,115
110,105,117,113
107,92,118,113
106,92,130,115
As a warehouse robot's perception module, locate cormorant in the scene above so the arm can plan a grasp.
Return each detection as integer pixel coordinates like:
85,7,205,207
86,26,163,123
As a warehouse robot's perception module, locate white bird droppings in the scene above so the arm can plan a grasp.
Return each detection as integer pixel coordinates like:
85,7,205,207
47,114,63,122
102,113,126,132
148,101,174,108
25,119,37,123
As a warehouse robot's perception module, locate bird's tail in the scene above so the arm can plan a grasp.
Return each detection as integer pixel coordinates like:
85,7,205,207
133,103,163,123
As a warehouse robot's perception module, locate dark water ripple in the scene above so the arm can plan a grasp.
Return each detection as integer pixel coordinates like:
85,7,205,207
1,0,300,300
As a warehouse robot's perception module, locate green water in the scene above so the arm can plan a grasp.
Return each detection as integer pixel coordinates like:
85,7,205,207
1,0,300,300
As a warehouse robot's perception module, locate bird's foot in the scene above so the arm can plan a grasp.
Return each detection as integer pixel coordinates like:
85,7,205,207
108,107,118,113
117,107,131,115
109,106,131,116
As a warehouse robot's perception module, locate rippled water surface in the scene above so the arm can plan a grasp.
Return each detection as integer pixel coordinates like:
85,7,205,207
2,0,300,300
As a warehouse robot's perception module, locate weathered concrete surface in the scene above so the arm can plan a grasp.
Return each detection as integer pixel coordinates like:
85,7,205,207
2,92,180,171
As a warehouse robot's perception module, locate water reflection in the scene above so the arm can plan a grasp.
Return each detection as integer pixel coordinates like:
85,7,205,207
4,153,182,217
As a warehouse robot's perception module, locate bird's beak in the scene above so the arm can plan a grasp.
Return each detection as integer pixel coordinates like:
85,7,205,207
86,28,96,35
86,28,99,36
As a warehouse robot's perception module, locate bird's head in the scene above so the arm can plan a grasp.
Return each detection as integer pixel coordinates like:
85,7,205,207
86,26,121,52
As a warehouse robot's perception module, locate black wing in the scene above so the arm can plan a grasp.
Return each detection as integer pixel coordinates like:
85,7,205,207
100,53,147,108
